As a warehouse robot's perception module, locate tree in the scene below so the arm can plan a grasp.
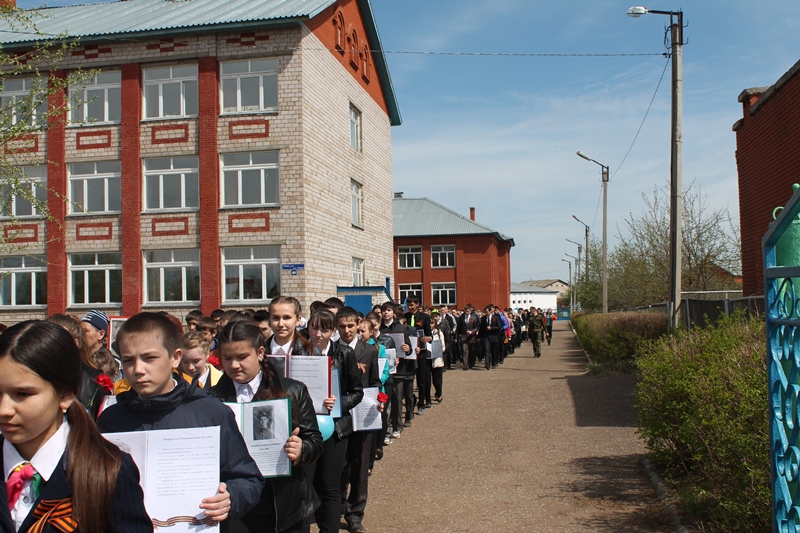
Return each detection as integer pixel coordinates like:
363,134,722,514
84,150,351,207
0,4,92,253
607,182,741,310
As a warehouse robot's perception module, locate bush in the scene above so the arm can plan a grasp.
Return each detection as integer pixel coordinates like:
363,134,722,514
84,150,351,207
636,315,769,531
571,312,669,371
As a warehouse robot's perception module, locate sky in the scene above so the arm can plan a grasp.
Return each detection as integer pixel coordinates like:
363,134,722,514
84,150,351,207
15,0,800,285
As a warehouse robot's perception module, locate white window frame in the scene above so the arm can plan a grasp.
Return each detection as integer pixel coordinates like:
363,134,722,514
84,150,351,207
1,166,47,219
350,180,362,227
0,77,47,127
69,161,121,215
431,245,456,268
398,246,422,269
69,71,121,124
398,284,423,306
144,156,199,211
349,104,361,152
221,151,279,207
432,282,457,306
352,257,364,286
143,65,198,119
220,58,278,114
144,249,200,304
222,246,281,303
69,252,122,306
0,255,47,307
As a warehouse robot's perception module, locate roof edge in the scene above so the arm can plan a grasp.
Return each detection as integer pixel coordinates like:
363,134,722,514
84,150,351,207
356,0,401,126
394,197,514,244
748,58,800,116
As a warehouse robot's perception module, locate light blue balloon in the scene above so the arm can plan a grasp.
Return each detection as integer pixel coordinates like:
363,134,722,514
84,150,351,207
316,415,335,441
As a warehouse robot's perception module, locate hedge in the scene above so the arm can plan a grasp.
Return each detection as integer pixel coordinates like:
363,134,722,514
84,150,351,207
571,311,669,371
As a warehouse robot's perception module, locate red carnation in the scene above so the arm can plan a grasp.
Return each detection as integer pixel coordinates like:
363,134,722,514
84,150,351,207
207,355,221,369
377,392,389,404
95,374,114,392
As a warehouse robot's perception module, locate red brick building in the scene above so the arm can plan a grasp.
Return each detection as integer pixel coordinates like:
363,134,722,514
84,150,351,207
734,59,800,296
392,196,514,309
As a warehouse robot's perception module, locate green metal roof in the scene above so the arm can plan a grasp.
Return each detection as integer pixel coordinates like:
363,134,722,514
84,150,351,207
393,197,515,245
0,0,401,125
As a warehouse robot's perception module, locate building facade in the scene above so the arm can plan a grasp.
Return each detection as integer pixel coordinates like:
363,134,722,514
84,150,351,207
734,58,800,296
393,197,514,309
509,282,558,311
0,0,400,324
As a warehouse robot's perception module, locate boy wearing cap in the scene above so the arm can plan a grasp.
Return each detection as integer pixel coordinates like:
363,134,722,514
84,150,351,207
82,309,110,357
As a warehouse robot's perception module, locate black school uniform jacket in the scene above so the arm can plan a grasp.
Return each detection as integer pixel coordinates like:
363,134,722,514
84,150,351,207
351,338,381,389
97,378,263,524
0,442,151,533
380,321,415,377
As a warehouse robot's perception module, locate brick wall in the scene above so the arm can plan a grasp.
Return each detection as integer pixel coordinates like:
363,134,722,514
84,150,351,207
46,70,68,315
735,59,800,296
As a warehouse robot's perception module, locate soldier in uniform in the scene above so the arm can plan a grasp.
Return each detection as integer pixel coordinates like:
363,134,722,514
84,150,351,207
527,307,549,358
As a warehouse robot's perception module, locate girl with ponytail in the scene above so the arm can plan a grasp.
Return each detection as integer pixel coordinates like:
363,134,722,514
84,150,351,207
0,320,151,533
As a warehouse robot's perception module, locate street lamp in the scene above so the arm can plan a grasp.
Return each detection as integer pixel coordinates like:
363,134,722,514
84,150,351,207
572,214,590,284
628,6,684,328
566,239,582,309
576,151,609,313
565,253,579,312
561,258,572,314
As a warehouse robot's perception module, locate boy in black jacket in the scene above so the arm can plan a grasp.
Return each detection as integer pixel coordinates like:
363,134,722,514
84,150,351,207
97,312,263,530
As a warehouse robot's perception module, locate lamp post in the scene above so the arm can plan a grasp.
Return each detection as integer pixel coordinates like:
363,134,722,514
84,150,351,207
627,6,684,328
566,239,582,309
561,258,572,314
576,151,609,313
572,214,590,286
565,253,579,312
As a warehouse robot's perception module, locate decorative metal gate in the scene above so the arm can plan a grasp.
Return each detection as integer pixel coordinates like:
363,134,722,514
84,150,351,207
765,186,800,532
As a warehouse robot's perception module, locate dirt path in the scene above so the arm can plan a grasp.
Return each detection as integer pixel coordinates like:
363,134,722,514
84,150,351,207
351,320,673,532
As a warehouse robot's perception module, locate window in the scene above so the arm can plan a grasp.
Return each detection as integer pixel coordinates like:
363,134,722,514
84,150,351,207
398,284,422,305
1,166,47,218
352,257,364,286
431,245,456,268
143,65,198,119
145,249,200,303
70,253,122,305
70,71,121,124
223,246,280,302
0,255,46,307
221,59,278,114
222,151,279,207
0,78,47,126
144,156,199,211
350,180,362,227
432,283,456,306
69,161,121,214
349,104,361,151
398,246,422,269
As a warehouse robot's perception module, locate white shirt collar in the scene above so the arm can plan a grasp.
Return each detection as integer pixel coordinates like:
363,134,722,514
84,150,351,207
233,371,263,403
4,417,69,483
197,366,210,387
270,337,293,355
339,337,358,350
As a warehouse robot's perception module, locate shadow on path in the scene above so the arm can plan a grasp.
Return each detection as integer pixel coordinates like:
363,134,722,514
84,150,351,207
565,373,640,428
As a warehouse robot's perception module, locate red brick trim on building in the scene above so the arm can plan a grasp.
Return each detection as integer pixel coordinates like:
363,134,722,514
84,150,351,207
228,213,270,233
228,120,269,140
226,32,269,47
198,57,222,314
4,134,39,154
72,45,113,60
3,224,38,243
145,39,188,54
151,216,190,236
120,63,144,315
151,124,189,144
76,130,112,149
46,71,68,315
75,222,113,241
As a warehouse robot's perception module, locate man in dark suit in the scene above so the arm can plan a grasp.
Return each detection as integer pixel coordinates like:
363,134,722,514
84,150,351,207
405,296,432,413
480,304,503,369
457,304,480,370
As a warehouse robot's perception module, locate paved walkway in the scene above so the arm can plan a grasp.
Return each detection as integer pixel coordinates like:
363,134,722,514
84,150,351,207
357,320,673,532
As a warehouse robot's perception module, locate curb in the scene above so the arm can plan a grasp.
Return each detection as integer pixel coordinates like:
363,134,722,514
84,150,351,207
641,457,690,533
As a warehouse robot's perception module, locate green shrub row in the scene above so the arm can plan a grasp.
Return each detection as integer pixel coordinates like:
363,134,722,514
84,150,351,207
635,315,769,531
571,311,669,370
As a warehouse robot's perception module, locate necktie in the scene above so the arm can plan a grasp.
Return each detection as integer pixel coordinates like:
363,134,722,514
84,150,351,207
7,463,42,509
411,315,415,327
